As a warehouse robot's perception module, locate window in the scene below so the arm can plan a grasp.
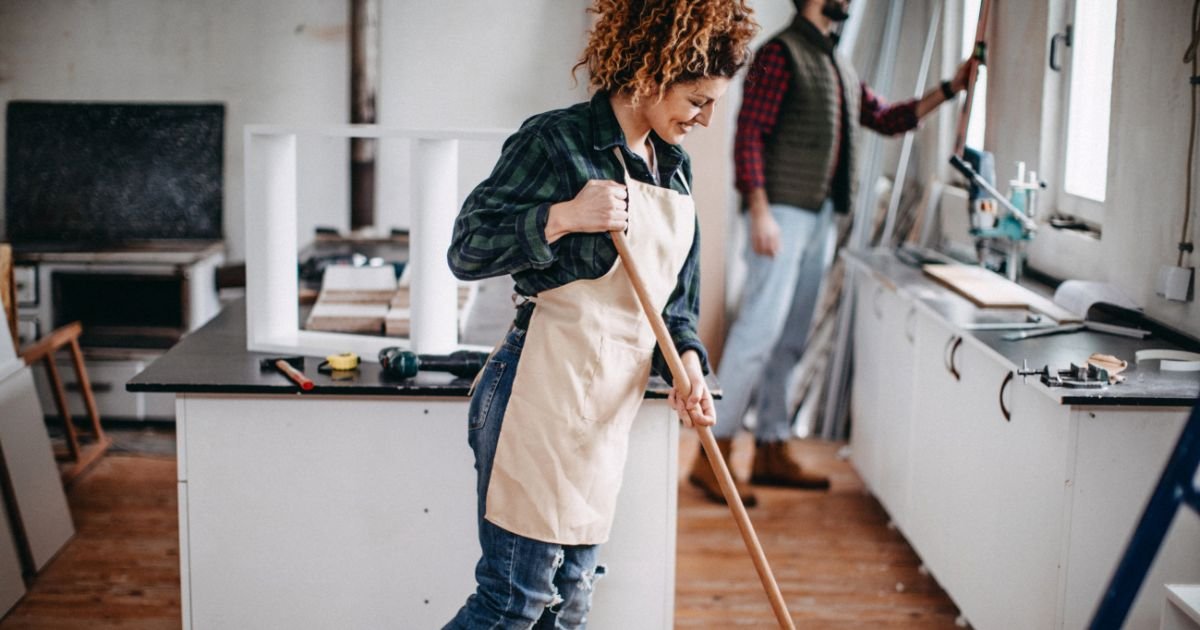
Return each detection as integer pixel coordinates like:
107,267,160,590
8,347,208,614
1059,0,1118,222
962,0,987,150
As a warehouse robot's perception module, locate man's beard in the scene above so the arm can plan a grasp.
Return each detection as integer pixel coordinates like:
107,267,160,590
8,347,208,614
821,0,850,22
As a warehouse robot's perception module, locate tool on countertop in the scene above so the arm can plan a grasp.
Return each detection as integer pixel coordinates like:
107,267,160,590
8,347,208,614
608,228,794,629
260,356,315,391
1018,353,1127,389
1003,320,1150,341
378,348,489,380
318,352,361,372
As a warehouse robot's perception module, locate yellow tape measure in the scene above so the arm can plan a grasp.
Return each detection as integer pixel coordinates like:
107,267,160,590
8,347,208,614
324,352,360,371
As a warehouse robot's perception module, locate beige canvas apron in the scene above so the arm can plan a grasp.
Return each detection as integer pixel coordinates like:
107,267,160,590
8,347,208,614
485,148,695,545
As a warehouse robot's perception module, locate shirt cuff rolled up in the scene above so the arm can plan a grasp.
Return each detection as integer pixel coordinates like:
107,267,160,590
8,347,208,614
517,202,555,268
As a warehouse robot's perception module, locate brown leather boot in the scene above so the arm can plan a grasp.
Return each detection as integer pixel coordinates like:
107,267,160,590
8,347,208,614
688,438,758,507
750,440,830,490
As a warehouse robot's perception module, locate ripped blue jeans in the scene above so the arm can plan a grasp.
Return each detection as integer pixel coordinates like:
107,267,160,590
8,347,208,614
444,327,606,630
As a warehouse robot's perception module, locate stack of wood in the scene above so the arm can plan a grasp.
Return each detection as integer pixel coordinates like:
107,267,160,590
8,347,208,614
383,284,474,337
305,265,396,334
304,265,477,337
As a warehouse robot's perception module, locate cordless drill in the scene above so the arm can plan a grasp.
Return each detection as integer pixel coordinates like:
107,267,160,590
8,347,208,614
378,348,489,380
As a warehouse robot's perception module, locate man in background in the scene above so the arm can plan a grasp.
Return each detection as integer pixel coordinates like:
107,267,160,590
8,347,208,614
689,0,975,505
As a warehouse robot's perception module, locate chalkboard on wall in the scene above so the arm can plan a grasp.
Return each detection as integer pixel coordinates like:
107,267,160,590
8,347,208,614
4,101,224,247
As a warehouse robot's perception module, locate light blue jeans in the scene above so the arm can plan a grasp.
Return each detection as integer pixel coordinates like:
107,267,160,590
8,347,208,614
713,201,836,442
445,327,605,630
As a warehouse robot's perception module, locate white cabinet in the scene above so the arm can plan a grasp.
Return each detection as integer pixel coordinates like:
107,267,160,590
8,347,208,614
175,393,679,629
848,261,1197,630
850,271,917,526
1062,408,1199,630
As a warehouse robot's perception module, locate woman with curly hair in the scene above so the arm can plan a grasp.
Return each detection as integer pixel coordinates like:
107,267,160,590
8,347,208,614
443,1,757,627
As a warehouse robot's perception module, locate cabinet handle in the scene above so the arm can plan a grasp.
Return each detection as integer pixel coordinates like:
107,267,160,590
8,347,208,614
999,371,1014,421
1049,25,1072,72
944,335,963,381
872,285,885,320
904,308,916,343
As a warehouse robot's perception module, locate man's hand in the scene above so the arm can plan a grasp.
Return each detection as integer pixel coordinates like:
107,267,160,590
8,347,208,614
545,180,629,244
950,57,979,94
750,209,782,258
669,350,715,428
746,188,780,258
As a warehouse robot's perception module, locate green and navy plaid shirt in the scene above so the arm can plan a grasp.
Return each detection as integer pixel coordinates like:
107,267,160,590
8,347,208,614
447,91,709,381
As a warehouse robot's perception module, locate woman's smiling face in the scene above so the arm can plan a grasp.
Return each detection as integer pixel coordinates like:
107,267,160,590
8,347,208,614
644,77,731,145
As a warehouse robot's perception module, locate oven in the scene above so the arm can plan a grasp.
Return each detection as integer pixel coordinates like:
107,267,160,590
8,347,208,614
14,246,224,420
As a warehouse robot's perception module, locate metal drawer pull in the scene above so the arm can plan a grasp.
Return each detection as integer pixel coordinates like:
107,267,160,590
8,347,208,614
999,372,1014,421
904,308,916,343
873,285,885,320
944,335,963,381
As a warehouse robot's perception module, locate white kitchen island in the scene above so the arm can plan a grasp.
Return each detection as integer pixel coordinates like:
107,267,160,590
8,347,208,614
130,301,684,629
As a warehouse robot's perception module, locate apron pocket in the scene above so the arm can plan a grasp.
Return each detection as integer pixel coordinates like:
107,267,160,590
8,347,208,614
579,336,652,429
468,359,507,431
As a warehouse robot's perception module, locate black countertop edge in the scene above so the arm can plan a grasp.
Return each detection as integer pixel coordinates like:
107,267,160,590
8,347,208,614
1059,395,1199,407
130,382,673,399
127,298,690,399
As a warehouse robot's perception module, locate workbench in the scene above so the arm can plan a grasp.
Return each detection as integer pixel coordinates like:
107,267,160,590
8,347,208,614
843,248,1200,630
129,298,695,629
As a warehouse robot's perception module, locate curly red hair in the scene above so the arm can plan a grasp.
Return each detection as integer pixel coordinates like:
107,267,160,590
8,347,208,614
575,0,759,103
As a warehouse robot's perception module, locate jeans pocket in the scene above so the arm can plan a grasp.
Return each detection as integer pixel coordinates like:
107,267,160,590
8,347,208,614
468,359,507,431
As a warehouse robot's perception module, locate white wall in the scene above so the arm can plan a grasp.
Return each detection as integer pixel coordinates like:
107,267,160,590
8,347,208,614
984,0,1200,337
0,0,348,261
0,1,595,262
0,0,752,348
1102,0,1199,336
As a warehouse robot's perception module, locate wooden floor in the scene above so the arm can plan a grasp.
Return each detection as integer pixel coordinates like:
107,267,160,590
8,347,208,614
0,435,960,629
674,433,960,628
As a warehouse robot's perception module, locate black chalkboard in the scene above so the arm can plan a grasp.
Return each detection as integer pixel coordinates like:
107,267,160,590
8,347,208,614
5,101,224,246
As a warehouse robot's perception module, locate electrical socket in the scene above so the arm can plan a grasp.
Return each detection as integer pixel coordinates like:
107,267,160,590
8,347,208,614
1156,265,1195,302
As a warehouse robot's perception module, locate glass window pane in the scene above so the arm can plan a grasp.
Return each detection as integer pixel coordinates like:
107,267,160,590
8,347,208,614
962,0,986,149
1063,0,1118,202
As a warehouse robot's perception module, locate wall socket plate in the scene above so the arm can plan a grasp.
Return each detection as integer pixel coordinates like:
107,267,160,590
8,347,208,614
1156,265,1195,302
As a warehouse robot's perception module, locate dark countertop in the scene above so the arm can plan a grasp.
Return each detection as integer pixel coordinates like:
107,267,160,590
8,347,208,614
128,298,700,399
844,248,1200,407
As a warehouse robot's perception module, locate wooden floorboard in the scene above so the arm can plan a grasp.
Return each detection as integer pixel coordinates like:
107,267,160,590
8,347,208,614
0,435,961,628
674,432,960,628
0,455,179,629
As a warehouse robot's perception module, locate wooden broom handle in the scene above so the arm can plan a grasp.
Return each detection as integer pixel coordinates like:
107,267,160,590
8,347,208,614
609,230,795,630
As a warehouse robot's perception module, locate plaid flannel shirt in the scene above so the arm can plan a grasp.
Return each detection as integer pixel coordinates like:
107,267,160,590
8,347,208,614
448,92,709,382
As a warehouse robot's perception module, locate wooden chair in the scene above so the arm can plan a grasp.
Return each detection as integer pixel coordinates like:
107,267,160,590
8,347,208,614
1,244,16,351
19,322,110,485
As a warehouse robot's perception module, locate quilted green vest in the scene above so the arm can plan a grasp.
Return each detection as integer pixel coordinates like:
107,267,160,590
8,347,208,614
763,18,861,215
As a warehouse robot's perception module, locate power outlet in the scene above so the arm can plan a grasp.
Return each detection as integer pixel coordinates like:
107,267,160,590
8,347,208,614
1156,265,1195,302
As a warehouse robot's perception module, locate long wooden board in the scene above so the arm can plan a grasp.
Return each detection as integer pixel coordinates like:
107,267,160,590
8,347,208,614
922,264,1083,323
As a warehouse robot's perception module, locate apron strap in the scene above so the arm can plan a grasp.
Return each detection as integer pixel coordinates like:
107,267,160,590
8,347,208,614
611,146,691,195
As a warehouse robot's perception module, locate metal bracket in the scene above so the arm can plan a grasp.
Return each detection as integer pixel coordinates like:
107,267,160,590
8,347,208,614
1020,359,1109,389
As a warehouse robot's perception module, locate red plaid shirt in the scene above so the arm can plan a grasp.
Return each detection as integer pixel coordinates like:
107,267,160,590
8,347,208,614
734,40,920,195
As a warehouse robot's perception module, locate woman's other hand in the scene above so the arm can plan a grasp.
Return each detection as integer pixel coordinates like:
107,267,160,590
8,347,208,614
669,350,715,428
545,180,629,243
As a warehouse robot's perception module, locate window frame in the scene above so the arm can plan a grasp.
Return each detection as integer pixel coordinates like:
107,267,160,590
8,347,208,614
1053,0,1119,226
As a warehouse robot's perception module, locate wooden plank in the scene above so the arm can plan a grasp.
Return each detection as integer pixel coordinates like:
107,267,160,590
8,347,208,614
922,264,1083,322
921,264,1031,308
